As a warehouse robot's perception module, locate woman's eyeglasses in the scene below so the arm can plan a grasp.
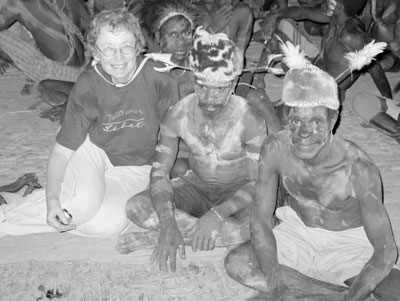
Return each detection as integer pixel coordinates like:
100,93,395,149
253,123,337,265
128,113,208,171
95,44,136,57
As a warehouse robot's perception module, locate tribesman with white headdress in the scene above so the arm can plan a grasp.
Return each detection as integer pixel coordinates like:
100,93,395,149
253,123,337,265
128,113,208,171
224,41,400,301
116,28,268,273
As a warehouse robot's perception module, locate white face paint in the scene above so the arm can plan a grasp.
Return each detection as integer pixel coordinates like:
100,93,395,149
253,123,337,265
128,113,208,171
194,78,234,119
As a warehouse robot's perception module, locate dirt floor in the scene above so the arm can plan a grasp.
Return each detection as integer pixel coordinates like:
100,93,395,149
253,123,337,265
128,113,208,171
0,65,400,300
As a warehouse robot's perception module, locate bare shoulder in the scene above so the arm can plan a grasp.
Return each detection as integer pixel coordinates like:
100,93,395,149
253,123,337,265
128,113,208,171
339,138,381,180
163,94,196,124
260,131,290,157
340,139,376,163
237,95,265,124
234,1,252,14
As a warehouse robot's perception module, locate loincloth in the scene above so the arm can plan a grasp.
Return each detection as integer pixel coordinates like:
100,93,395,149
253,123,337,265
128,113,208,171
171,170,253,218
273,206,373,285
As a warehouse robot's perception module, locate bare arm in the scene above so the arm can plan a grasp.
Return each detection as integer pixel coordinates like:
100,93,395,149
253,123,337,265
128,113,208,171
232,4,254,53
275,5,331,24
260,5,330,42
46,142,76,231
150,110,184,272
250,136,280,293
368,60,393,99
345,161,397,300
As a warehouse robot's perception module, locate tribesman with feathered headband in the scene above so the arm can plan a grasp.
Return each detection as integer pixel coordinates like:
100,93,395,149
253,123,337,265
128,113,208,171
224,40,400,301
138,0,197,99
116,29,269,274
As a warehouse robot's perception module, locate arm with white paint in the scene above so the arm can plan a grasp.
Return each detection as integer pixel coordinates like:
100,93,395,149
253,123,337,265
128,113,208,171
149,108,183,272
250,135,281,293
344,160,397,300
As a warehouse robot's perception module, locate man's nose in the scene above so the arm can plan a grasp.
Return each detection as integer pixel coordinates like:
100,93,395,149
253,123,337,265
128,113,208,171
298,123,312,137
176,35,185,44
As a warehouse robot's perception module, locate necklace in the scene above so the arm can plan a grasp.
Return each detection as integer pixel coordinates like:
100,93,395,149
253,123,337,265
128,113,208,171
192,99,232,151
171,61,187,78
171,68,186,78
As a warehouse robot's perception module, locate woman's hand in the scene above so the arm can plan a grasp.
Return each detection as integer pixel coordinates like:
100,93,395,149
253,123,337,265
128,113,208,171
46,200,76,232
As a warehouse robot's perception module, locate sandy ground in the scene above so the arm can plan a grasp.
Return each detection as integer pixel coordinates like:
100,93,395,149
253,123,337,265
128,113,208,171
0,65,400,300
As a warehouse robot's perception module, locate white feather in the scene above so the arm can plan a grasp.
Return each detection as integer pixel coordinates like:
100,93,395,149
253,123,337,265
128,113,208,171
344,40,387,71
278,37,311,69
144,53,189,72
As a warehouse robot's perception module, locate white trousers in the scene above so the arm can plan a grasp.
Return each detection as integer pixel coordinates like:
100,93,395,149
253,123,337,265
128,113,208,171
0,137,151,238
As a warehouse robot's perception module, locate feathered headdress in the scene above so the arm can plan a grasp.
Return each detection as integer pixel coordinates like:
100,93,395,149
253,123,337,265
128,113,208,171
147,27,243,87
279,38,340,110
278,37,387,110
335,40,387,83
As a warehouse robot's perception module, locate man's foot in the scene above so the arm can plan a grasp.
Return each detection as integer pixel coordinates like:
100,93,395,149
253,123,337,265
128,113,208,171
115,231,159,254
352,93,400,143
0,173,42,197
362,113,400,143
39,104,66,124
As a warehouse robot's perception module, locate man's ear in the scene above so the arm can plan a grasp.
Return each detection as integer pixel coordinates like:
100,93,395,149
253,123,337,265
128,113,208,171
155,31,161,44
329,110,339,130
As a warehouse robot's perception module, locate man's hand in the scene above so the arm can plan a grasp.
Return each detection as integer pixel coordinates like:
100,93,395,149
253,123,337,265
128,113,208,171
189,210,223,252
151,223,185,272
46,201,76,233
261,10,279,42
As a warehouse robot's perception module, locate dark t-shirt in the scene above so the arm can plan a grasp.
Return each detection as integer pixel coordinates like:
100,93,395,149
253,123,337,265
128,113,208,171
56,57,179,166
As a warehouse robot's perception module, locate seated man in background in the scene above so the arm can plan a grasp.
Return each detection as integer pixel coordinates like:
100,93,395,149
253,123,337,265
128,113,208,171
139,0,197,98
116,28,267,272
225,57,400,300
138,0,197,178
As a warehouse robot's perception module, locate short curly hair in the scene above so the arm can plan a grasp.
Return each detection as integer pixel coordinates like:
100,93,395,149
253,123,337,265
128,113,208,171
86,8,146,57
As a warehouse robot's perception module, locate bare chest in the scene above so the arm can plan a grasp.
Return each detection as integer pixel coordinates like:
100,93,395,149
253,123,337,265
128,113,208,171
282,166,353,210
181,118,245,161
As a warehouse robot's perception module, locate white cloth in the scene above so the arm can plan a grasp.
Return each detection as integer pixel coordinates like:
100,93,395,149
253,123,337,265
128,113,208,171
0,136,151,238
274,206,374,285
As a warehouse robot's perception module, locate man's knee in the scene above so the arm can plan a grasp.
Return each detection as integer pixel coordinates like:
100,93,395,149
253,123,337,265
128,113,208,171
224,242,251,279
125,191,154,226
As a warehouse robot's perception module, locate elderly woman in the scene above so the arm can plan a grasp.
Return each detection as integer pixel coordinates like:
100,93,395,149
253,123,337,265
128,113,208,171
0,8,179,238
